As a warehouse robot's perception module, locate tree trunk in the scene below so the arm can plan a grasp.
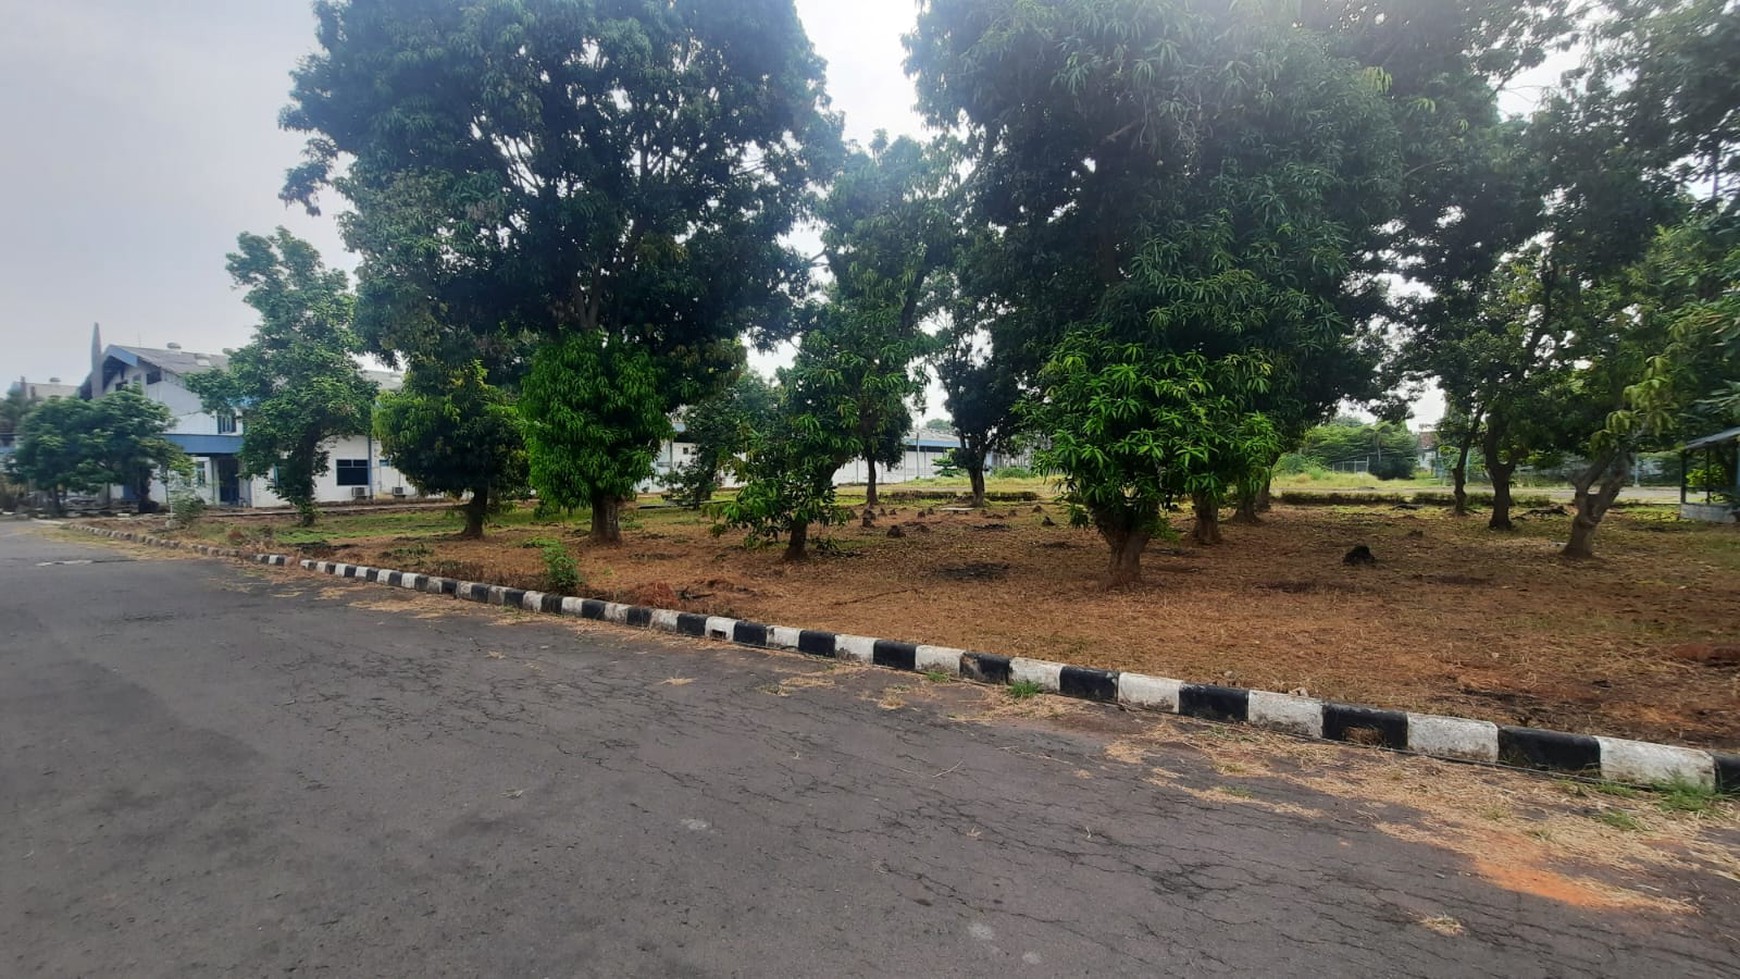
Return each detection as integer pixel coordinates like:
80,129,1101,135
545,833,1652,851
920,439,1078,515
1451,435,1473,517
133,471,159,515
589,491,622,544
1256,475,1273,513
1563,450,1629,560
967,465,987,509
783,518,809,562
297,501,317,528
1481,420,1517,531
1487,463,1515,531
865,460,879,509
1191,493,1223,545
1229,484,1262,525
460,485,490,539
1104,526,1152,586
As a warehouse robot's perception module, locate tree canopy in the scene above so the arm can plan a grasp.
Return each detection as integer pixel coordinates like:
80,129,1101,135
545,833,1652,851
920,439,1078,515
375,361,528,538
7,388,183,516
908,0,1409,574
188,230,377,526
283,0,843,395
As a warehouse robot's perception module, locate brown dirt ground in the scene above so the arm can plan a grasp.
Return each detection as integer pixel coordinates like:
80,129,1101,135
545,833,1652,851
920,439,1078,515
150,499,1740,748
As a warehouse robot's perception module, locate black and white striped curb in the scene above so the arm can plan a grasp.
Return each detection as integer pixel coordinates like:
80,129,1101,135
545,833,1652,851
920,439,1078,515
75,523,1740,794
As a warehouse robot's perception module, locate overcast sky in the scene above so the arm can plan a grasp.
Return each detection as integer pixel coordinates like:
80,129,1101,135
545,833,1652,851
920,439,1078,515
1,2,1565,425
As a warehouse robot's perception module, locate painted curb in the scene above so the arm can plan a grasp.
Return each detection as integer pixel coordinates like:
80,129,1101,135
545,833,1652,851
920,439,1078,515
73,523,1740,794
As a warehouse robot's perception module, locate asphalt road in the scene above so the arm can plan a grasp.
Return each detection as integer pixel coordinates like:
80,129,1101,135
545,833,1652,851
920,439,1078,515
2,523,1734,977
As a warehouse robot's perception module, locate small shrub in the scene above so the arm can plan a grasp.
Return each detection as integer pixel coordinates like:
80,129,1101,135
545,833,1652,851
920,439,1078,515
167,491,207,529
923,669,954,684
1007,679,1043,700
990,465,1033,479
537,540,582,595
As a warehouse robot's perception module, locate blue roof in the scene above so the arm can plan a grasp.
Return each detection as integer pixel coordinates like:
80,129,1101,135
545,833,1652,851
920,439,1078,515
167,433,244,455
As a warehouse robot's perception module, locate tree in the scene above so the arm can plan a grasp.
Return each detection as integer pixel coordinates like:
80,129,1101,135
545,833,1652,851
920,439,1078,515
283,0,842,518
6,389,182,516
1024,336,1279,585
719,354,860,561
188,230,377,526
814,134,958,507
521,333,670,543
936,322,1022,508
375,361,528,538
91,387,186,514
665,370,777,508
909,0,1407,564
8,397,105,515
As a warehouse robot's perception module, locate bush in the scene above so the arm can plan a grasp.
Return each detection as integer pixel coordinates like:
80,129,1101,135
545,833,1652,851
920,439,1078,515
990,465,1033,479
933,448,964,479
167,490,207,529
1272,452,1328,478
537,540,582,595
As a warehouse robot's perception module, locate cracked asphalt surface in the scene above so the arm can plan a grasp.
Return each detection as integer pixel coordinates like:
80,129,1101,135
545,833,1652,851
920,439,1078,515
2,524,1736,977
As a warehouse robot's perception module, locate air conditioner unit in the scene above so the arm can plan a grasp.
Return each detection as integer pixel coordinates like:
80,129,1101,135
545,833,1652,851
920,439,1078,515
391,486,408,498
351,486,369,500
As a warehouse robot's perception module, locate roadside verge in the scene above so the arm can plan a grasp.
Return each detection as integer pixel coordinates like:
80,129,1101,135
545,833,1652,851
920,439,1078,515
70,522,1740,794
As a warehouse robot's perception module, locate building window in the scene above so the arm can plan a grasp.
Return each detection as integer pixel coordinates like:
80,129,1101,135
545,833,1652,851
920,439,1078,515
216,412,237,434
192,461,207,487
335,459,370,487
145,370,163,385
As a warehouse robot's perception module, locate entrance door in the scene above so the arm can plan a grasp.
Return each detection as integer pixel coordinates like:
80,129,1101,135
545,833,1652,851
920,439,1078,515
215,457,242,505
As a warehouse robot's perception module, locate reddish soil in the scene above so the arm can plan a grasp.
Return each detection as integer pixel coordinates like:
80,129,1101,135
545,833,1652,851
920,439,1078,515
172,501,1740,748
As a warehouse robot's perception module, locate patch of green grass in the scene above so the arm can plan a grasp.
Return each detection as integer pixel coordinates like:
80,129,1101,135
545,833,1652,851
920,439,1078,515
923,669,954,684
1655,779,1722,815
1007,679,1043,700
1219,785,1254,799
1593,809,1644,831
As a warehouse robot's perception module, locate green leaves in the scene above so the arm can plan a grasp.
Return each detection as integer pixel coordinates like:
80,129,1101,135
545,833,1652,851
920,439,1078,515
285,0,841,410
188,229,376,524
375,360,528,524
1025,329,1280,542
521,332,671,513
7,388,183,513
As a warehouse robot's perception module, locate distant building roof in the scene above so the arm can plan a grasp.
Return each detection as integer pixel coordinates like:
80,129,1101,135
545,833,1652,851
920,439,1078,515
110,345,230,375
98,345,402,390
8,379,79,401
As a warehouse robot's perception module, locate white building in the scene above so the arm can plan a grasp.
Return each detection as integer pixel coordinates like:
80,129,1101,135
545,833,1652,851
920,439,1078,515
80,325,417,509
639,427,1031,493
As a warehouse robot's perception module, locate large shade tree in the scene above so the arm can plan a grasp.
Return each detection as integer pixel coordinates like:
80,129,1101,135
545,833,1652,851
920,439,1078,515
907,0,1407,578
282,0,842,541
